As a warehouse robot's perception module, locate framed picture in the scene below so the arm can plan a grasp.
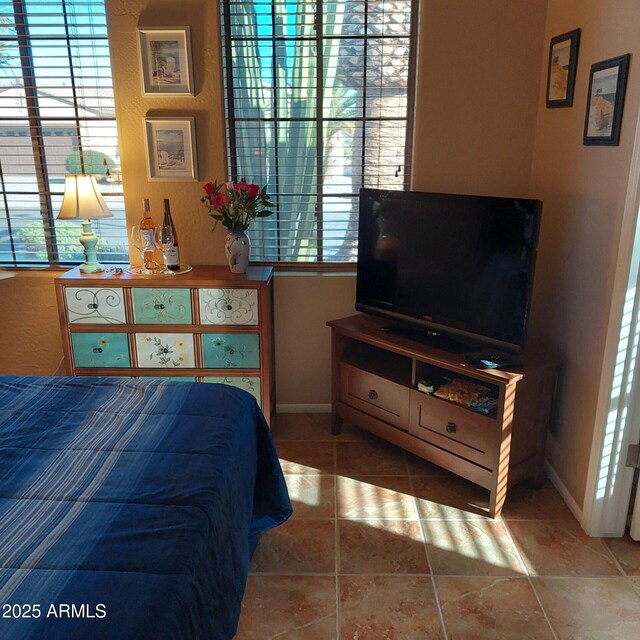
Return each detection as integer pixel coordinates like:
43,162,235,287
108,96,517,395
137,27,194,96
144,117,198,181
546,29,580,108
583,54,630,146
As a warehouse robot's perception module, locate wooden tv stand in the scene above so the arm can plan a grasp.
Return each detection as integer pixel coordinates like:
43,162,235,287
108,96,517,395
328,314,558,518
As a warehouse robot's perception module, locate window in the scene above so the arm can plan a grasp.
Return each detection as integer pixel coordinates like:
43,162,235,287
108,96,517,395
221,0,416,263
0,0,127,267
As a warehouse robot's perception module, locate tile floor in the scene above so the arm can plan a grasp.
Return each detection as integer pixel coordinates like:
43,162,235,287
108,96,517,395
235,414,640,639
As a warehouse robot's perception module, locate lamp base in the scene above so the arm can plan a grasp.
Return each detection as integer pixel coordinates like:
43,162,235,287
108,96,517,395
79,219,105,273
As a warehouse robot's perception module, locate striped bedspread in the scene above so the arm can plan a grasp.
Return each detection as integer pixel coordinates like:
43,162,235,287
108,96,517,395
0,376,291,640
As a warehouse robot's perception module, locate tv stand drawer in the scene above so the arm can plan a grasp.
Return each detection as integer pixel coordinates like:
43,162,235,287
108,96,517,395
340,363,410,429
409,390,494,469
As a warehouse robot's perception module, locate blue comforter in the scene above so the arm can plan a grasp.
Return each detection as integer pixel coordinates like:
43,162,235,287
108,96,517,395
0,376,291,639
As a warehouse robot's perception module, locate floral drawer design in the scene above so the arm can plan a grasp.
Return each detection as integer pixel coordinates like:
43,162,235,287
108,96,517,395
132,288,192,324
65,287,126,324
71,333,130,368
202,333,260,369
203,376,261,405
199,288,258,325
135,333,195,368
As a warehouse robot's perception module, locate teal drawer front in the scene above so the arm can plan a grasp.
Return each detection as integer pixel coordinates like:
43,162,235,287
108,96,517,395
132,288,192,324
203,376,261,405
71,333,130,368
202,333,260,369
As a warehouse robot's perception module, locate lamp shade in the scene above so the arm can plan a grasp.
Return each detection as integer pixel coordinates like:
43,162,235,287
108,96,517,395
57,174,113,220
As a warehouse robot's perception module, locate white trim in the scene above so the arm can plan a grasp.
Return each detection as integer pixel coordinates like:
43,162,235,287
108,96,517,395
276,403,332,413
582,98,640,538
545,459,584,525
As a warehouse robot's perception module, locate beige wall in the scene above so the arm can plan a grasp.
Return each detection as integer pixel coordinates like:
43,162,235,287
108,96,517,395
528,0,640,508
0,273,64,376
413,0,547,197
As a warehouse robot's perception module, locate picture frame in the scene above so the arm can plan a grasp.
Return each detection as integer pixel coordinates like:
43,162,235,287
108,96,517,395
144,117,198,181
137,27,194,96
546,29,580,108
583,54,630,146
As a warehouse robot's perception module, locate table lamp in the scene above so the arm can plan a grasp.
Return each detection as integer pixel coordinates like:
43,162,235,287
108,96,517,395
57,174,113,273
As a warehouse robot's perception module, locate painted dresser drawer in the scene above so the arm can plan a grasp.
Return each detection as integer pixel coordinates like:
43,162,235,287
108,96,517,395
198,288,259,325
202,333,260,369
131,288,192,324
134,333,195,368
65,287,126,324
203,376,261,405
71,332,130,368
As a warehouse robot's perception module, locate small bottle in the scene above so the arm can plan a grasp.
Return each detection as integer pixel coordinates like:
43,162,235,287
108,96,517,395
140,198,157,271
163,198,181,271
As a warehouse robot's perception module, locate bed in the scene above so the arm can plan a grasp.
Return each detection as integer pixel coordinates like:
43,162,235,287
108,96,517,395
0,376,291,640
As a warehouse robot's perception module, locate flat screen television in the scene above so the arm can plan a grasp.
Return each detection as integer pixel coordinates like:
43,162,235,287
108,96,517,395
355,188,542,354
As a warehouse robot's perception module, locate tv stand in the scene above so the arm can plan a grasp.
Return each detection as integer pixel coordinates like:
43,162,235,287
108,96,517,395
381,324,475,354
328,314,558,518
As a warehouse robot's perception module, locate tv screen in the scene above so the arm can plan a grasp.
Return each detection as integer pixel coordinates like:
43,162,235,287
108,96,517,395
356,188,542,353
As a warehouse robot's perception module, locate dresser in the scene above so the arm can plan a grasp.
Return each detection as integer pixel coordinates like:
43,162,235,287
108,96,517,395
55,266,275,423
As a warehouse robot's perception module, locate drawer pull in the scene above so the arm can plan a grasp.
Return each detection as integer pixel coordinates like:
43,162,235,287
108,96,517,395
446,421,457,434
93,347,103,354
154,303,166,310
368,389,378,400
88,303,98,309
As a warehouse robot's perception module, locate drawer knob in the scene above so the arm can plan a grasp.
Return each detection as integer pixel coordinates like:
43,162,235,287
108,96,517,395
154,303,166,310
446,421,457,433
93,347,103,354
368,389,378,400
88,303,98,309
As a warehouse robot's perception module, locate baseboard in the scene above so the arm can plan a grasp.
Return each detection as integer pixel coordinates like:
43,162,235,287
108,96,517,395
276,403,332,414
544,459,584,525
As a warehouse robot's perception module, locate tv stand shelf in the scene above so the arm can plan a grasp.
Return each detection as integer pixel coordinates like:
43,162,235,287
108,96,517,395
328,314,558,518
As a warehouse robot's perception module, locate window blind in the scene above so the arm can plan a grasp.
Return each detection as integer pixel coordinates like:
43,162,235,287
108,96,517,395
221,0,417,263
0,0,126,267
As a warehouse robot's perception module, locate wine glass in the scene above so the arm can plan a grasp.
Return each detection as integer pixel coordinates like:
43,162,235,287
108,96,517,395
130,225,155,275
155,225,176,275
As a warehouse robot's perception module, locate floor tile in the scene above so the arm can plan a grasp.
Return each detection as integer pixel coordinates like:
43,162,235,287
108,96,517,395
337,476,418,519
630,576,640,598
271,413,369,441
235,575,337,639
338,519,429,574
336,439,408,476
250,519,335,574
532,577,640,640
602,533,640,575
437,576,554,639
412,475,492,519
423,519,526,576
276,440,335,474
339,575,444,639
501,480,575,521
286,475,336,519
507,520,622,576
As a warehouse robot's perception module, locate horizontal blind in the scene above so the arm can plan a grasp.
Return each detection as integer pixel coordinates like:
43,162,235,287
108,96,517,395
221,0,416,263
0,0,127,267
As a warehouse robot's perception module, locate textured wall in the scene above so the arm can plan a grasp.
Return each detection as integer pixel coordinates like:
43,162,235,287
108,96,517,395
106,0,228,265
529,0,640,509
0,273,64,375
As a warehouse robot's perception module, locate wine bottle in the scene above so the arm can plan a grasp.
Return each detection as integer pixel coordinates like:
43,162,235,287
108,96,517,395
140,198,157,271
163,199,181,271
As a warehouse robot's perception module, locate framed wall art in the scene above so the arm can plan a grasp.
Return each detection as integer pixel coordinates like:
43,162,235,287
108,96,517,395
144,117,198,181
583,54,630,146
137,27,194,96
546,28,580,108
